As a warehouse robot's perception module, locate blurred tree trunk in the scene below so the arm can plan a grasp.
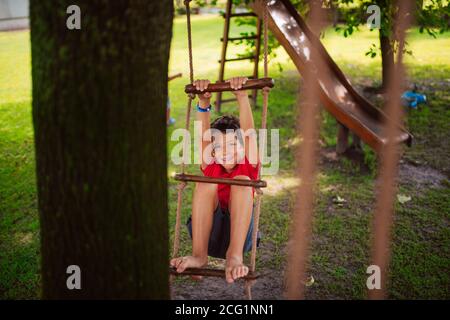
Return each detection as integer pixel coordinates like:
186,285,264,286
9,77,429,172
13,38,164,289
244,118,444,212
30,0,172,299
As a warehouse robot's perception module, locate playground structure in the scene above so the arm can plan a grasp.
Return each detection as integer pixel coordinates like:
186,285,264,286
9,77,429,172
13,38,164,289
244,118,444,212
169,0,273,300
219,0,412,153
216,0,263,110
171,0,414,300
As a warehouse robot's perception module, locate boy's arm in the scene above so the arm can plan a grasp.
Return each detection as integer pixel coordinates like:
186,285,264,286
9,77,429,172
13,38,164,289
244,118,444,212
229,77,258,166
194,79,212,170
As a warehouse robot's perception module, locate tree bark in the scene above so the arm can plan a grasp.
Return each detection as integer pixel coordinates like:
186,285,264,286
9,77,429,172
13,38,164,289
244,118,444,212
379,30,395,90
30,0,172,299
375,0,395,91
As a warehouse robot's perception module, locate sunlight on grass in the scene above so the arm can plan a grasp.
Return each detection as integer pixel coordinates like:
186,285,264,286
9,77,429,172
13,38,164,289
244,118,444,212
0,31,31,104
264,175,300,196
14,232,34,246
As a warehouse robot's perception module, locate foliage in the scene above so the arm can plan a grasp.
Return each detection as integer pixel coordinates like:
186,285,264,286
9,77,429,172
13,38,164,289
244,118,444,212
334,0,449,59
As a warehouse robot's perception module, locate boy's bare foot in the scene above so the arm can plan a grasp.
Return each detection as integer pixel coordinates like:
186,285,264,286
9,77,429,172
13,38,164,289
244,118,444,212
170,255,207,274
225,255,249,283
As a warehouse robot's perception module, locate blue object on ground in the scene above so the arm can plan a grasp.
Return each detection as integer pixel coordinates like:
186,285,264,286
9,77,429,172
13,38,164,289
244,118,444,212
401,91,427,108
167,97,176,125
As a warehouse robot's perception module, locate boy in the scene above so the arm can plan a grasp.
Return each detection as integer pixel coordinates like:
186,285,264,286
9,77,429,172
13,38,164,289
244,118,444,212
170,77,259,283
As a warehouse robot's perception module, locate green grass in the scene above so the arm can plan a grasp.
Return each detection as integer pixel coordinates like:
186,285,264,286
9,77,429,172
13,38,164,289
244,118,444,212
1,14,449,299
0,30,39,298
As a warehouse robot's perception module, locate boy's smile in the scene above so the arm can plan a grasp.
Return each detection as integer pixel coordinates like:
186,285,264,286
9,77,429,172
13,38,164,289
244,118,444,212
212,131,244,171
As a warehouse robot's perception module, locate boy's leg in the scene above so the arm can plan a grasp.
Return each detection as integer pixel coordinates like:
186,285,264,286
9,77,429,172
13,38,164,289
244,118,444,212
191,182,218,258
226,175,253,283
170,182,218,273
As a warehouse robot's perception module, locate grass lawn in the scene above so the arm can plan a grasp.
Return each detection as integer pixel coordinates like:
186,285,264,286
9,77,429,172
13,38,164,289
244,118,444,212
1,14,449,299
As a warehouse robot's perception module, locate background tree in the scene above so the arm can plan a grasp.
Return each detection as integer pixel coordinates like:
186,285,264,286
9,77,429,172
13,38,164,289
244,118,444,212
335,0,449,91
30,0,172,299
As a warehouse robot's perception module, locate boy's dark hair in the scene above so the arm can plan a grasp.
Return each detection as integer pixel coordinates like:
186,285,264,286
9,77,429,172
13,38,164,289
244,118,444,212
210,114,240,132
210,115,243,144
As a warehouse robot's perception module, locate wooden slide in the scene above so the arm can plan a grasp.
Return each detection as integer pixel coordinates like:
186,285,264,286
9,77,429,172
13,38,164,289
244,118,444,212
251,0,412,152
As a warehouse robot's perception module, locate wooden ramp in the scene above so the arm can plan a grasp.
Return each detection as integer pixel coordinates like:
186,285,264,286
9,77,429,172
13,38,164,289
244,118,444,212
251,0,412,152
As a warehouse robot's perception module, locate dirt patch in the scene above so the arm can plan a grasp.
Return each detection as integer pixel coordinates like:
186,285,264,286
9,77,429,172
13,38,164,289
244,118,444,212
14,232,33,245
171,239,288,300
171,266,286,300
398,162,447,190
321,146,447,189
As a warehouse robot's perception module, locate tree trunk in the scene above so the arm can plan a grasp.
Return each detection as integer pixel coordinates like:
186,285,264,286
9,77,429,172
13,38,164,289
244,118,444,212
375,0,395,91
379,30,395,90
30,0,172,299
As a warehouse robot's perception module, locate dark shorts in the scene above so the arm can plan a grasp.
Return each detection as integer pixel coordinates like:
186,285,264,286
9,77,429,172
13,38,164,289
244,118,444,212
186,205,261,259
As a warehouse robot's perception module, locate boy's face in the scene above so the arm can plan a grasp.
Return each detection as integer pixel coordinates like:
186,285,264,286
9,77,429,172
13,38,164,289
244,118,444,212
212,131,244,171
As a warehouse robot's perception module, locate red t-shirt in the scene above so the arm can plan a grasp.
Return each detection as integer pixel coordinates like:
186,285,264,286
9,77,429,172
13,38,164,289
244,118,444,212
201,157,260,210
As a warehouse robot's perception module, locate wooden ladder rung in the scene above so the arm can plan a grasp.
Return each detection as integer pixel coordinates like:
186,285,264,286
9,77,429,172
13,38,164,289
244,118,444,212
174,173,267,188
185,78,273,95
169,267,260,280
221,35,258,42
219,55,256,63
221,12,257,18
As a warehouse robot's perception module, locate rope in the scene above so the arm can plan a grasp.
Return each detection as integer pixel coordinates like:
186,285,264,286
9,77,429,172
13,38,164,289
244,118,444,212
174,1,271,299
260,0,270,168
249,189,263,271
263,0,268,79
172,182,186,259
246,189,262,300
244,279,253,300
260,0,270,143
184,0,195,84
284,0,324,300
182,0,195,174
173,97,193,255
252,0,270,263
172,0,195,260
246,0,270,299
368,0,413,300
